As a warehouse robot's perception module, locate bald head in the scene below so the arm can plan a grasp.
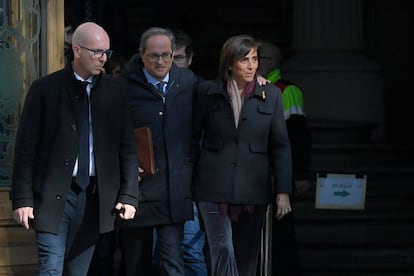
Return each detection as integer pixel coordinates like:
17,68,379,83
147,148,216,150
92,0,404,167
72,22,109,47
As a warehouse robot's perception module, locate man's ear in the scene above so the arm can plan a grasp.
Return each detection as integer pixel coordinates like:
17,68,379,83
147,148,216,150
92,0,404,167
72,44,81,58
187,54,193,67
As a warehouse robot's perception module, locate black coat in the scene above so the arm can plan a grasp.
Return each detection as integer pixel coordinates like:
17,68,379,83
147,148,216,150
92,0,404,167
11,63,139,234
193,80,292,205
117,55,196,227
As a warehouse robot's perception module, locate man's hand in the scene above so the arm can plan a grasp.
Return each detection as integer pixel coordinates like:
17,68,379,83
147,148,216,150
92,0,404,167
13,207,34,229
275,193,292,220
115,203,136,220
256,75,270,86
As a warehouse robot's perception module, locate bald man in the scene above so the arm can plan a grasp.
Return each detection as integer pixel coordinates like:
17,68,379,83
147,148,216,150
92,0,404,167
10,22,139,275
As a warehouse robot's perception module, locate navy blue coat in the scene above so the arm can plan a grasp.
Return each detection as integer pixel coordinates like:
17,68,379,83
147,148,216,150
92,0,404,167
11,63,139,234
118,54,196,227
192,80,292,205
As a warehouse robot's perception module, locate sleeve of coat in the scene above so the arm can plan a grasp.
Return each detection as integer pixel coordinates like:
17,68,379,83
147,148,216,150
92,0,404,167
116,81,140,208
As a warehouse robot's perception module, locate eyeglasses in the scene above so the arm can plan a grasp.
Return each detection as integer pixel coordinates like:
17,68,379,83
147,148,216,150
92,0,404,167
146,53,172,62
78,44,113,59
173,55,187,61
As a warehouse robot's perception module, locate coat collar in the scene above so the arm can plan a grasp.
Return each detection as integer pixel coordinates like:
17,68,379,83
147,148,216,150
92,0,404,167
206,79,268,102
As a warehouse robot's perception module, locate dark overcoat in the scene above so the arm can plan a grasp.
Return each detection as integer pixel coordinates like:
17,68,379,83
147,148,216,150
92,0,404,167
117,55,195,227
11,63,139,234
192,79,293,205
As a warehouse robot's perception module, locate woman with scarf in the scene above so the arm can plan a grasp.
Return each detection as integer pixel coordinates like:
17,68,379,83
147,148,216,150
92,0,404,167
192,34,293,276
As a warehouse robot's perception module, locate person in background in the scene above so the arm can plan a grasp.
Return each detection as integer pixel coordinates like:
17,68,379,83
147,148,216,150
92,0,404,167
258,40,312,276
192,34,293,276
116,27,198,276
64,18,75,64
10,22,138,276
104,53,126,76
173,29,208,276
172,30,194,69
151,29,208,276
88,52,127,276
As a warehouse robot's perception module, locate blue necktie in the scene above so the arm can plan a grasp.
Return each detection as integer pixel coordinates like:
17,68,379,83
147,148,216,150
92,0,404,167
77,81,90,189
157,81,165,94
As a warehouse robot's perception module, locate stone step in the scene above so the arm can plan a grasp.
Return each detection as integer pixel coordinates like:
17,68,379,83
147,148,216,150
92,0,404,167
308,120,378,144
299,248,414,276
310,143,414,173
293,162,414,275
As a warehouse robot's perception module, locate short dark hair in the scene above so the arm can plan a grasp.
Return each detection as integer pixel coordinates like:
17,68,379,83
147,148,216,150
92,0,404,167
139,27,176,54
173,29,194,58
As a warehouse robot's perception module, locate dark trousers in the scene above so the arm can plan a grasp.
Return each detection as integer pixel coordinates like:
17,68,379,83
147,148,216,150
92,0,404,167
87,231,116,276
272,199,301,276
198,201,265,276
118,223,185,276
37,179,99,276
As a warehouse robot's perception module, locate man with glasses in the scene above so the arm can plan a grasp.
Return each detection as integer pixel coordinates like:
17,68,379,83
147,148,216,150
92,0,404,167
10,22,139,275
116,27,198,276
172,30,194,69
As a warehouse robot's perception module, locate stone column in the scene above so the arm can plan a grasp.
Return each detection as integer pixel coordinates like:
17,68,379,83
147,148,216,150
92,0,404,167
283,0,384,141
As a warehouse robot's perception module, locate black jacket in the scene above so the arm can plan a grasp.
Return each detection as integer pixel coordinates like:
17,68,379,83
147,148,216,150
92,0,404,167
117,54,198,227
193,79,292,205
11,63,139,234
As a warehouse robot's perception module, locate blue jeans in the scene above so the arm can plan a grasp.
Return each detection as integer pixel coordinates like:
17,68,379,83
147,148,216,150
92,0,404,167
36,184,97,276
182,202,208,276
153,202,207,276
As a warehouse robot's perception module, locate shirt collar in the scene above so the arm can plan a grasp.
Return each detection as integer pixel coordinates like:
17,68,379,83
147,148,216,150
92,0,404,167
74,72,94,84
143,68,169,86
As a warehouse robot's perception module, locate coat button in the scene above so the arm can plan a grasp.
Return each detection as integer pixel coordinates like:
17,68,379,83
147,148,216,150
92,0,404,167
72,124,77,131
56,194,62,200
231,162,237,167
64,159,70,166
159,111,163,116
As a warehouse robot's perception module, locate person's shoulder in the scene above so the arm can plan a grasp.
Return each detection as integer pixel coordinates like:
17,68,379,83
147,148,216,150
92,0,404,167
254,81,283,102
170,66,198,89
172,65,195,78
30,68,67,88
99,73,127,90
260,81,281,93
276,78,303,92
200,79,219,88
277,78,295,86
198,79,223,96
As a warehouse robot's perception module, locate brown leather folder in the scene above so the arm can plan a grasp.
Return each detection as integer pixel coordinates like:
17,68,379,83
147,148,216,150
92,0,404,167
134,127,155,177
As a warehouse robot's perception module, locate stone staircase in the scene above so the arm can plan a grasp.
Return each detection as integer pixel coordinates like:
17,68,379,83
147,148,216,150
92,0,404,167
295,141,414,275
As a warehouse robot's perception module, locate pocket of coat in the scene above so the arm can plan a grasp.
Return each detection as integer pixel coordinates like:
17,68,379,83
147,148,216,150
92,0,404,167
249,141,267,153
257,105,273,115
